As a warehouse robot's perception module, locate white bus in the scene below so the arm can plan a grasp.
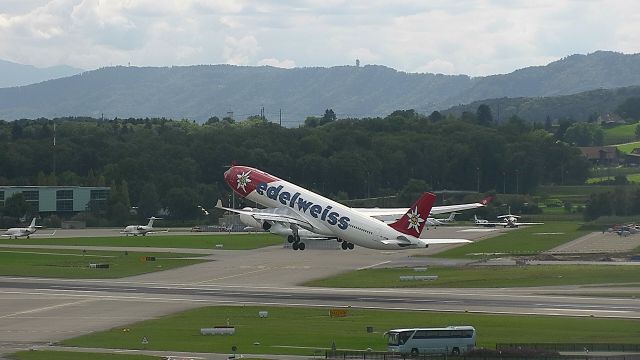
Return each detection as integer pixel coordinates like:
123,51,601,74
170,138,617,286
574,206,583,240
386,326,476,356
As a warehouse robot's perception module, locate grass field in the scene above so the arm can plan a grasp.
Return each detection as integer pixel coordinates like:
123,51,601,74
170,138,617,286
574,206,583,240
60,306,640,355
8,351,159,360
616,140,640,154
603,124,637,145
433,222,588,259
0,248,206,278
303,265,640,288
0,233,283,250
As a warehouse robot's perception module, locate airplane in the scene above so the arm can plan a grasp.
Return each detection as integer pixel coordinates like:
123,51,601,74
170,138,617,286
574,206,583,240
1,218,56,239
475,207,544,228
120,217,167,236
219,165,472,251
473,215,495,227
426,212,460,227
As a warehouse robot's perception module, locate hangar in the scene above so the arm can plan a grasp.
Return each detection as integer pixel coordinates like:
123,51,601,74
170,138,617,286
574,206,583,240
0,186,110,214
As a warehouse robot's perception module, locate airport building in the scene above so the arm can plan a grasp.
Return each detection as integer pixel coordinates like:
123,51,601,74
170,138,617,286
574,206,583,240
0,186,110,214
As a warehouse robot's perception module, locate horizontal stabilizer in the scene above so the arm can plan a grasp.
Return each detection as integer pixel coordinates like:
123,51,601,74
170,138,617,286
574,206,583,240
421,238,471,244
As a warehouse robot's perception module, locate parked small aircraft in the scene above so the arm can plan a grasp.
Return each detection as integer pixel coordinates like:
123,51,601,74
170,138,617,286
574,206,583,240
473,207,543,228
121,217,167,236
1,218,56,239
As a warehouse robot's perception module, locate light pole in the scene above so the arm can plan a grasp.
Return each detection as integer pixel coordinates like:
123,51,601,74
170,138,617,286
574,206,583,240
515,170,519,194
476,167,480,193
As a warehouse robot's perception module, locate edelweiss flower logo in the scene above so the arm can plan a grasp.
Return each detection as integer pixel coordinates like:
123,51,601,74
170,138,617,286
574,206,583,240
236,171,252,191
407,207,424,233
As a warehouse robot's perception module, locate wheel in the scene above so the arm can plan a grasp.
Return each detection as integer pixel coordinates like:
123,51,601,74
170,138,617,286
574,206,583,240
451,347,460,356
347,242,354,250
287,235,295,243
410,348,419,356
298,242,306,251
341,242,348,250
292,242,299,251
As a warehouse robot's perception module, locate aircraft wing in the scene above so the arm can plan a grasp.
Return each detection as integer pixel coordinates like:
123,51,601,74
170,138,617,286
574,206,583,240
24,231,57,237
215,200,315,231
147,229,170,234
380,237,471,246
356,197,490,218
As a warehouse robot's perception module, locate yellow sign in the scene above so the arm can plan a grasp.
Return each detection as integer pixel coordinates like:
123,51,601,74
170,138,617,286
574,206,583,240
330,309,348,318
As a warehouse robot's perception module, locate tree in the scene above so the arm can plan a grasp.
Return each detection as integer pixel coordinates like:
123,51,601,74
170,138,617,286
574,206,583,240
476,104,493,126
165,187,199,220
3,193,32,218
321,109,337,125
205,116,220,125
138,183,160,219
563,122,604,146
428,111,444,122
544,116,552,132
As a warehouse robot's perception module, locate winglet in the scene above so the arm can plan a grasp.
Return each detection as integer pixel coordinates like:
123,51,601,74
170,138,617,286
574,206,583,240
480,196,493,206
388,192,436,237
215,199,224,209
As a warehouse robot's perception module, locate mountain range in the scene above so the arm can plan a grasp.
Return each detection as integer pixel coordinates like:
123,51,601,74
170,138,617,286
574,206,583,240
0,59,83,88
1,51,640,125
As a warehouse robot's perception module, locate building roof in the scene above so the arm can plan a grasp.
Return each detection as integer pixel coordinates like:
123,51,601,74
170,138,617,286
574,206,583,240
578,146,618,160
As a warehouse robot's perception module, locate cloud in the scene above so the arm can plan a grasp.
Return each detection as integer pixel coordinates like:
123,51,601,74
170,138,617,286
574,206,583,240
223,35,259,65
0,0,639,74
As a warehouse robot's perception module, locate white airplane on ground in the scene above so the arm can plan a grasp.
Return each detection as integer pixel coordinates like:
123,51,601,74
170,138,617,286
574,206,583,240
121,217,167,236
473,215,494,227
426,212,460,227
219,165,472,251
1,218,56,239
474,207,544,228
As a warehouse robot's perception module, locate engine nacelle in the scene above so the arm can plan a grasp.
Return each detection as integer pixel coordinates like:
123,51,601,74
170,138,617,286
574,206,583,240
262,221,272,231
238,211,262,230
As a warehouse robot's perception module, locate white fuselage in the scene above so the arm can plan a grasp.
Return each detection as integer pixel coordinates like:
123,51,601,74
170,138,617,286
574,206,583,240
3,226,36,239
122,225,152,236
244,179,424,250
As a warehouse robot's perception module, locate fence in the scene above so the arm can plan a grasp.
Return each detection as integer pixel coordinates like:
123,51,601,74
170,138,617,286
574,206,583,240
496,343,640,353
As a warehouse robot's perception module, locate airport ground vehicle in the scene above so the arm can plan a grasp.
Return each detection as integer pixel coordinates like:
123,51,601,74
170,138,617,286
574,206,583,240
386,326,476,356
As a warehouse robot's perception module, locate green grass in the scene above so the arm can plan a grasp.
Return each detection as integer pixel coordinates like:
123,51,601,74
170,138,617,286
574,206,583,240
434,222,588,259
8,351,159,360
603,124,637,145
616,141,640,154
0,248,206,278
61,306,640,355
303,265,640,288
586,173,640,184
0,233,283,250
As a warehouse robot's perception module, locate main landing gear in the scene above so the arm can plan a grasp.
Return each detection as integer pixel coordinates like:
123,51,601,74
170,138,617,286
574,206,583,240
287,234,306,251
339,239,354,250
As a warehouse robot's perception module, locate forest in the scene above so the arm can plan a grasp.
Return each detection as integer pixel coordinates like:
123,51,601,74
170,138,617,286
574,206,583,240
0,108,592,224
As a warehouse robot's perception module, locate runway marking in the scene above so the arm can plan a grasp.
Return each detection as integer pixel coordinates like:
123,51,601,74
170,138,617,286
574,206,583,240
190,267,272,285
357,261,390,270
0,298,95,319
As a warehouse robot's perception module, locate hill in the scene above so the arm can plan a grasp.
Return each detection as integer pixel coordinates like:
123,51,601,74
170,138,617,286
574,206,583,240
0,59,83,88
441,86,640,123
1,51,640,124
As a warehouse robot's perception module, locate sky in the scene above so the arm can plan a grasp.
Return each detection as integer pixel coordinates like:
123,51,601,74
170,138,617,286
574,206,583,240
0,0,639,76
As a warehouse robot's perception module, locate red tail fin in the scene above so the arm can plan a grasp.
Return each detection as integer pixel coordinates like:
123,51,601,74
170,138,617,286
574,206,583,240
388,192,436,237
480,195,493,205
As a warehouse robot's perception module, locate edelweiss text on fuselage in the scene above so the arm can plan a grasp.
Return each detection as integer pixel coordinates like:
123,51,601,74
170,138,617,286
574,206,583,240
255,182,350,230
